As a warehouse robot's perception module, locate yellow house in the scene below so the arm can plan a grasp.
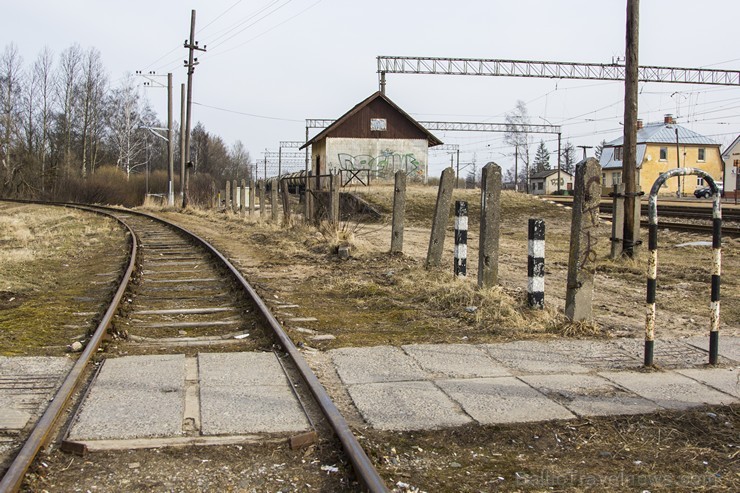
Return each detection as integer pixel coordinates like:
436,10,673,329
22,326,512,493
598,115,723,196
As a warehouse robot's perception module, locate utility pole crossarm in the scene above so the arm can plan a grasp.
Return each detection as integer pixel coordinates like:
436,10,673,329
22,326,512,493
377,56,740,86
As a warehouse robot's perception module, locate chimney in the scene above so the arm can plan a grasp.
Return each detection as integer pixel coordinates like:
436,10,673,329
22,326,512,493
637,119,643,130
664,114,674,125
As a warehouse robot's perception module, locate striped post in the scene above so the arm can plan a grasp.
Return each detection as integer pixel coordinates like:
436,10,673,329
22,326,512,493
710,188,722,365
644,167,722,366
454,201,468,277
527,218,545,309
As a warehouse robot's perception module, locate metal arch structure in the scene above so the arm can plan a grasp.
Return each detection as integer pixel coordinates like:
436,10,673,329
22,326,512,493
376,56,740,87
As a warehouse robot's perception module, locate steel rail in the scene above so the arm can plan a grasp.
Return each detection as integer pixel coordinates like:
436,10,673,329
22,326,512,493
0,204,138,493
126,209,390,493
1,201,389,491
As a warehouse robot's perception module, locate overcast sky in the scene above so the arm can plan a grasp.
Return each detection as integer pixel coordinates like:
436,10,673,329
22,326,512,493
5,0,739,176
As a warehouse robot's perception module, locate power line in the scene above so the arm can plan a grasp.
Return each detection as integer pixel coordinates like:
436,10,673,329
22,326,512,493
206,0,294,50
192,101,304,122
207,0,323,58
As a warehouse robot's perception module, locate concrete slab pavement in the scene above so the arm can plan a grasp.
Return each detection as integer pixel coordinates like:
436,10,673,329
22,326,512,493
0,356,73,433
330,337,739,431
345,381,472,430
68,355,186,441
599,371,735,410
67,351,311,447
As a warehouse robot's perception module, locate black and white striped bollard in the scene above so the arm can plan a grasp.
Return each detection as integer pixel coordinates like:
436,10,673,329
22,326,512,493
454,201,468,277
644,168,722,366
527,218,545,308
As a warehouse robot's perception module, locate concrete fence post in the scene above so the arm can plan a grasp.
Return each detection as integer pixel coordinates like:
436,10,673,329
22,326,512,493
211,181,217,209
281,179,291,226
248,179,255,216
232,180,238,213
426,167,455,269
329,172,340,226
610,183,625,259
305,171,313,222
390,171,407,254
478,162,501,288
454,201,468,277
565,158,602,321
527,218,545,309
271,180,279,222
258,180,266,218
225,180,232,213
240,179,246,216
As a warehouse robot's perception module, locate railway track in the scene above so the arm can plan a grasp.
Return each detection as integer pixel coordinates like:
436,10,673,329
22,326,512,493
546,197,740,237
0,203,388,492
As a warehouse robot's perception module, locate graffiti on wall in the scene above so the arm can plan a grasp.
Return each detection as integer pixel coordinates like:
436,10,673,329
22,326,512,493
337,148,424,179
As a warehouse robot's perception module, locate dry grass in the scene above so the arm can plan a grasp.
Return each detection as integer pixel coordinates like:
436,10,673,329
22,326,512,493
0,203,128,355
148,184,738,347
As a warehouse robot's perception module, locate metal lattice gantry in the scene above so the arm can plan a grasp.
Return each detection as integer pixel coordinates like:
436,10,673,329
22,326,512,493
419,121,560,134
377,56,740,87
305,119,561,134
279,141,304,148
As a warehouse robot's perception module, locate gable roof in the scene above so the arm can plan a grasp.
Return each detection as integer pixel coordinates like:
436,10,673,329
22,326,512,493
605,121,719,147
721,134,740,159
529,169,573,179
300,91,442,149
600,144,647,170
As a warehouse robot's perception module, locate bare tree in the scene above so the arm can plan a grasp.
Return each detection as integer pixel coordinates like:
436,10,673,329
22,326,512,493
228,139,251,181
0,43,24,194
55,44,82,180
107,74,147,178
79,47,107,177
504,100,532,192
33,47,54,193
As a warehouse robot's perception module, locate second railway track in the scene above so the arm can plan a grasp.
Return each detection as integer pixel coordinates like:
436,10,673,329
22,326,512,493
0,203,387,493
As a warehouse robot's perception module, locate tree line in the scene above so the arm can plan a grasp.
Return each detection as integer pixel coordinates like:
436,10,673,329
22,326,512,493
0,42,251,203
501,100,606,192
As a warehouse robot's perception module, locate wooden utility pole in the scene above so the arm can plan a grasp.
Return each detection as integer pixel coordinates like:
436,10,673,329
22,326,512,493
622,0,640,257
183,9,206,208
167,73,174,206
179,83,186,206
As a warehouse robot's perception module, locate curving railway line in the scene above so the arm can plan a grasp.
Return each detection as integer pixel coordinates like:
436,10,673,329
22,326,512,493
0,202,388,493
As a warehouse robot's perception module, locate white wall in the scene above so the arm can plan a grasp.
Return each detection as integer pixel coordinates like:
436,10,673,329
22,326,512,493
324,138,428,181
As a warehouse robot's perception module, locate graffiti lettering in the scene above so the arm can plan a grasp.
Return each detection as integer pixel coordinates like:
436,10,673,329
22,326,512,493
337,149,424,179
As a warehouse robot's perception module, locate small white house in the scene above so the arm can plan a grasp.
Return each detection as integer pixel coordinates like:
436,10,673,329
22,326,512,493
529,169,574,195
722,134,740,198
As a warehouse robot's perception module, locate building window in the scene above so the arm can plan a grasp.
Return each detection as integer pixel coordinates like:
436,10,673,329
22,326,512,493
659,147,667,161
612,171,621,185
697,148,705,162
370,118,387,131
697,176,704,186
537,181,543,190
614,146,623,161
602,172,606,184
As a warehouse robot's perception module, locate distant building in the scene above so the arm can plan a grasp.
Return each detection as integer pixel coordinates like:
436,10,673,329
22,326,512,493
528,169,574,195
721,134,740,198
598,115,723,196
301,91,442,185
